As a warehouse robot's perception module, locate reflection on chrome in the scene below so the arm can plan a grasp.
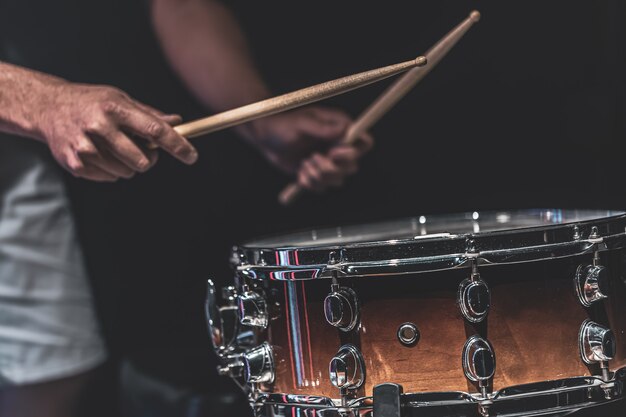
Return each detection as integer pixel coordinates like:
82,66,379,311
496,213,511,223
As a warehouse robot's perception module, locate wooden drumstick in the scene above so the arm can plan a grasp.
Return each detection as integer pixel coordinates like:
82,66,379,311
278,10,481,206
165,56,427,140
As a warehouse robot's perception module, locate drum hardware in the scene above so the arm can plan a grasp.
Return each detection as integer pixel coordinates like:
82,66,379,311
222,285,237,302
238,285,269,329
206,280,243,377
253,370,626,416
329,344,366,392
462,335,496,416
573,225,582,240
324,283,360,332
244,342,275,384
458,260,491,323
205,279,228,355
236,212,626,282
575,264,609,307
589,226,602,242
228,209,626,416
225,284,260,350
579,319,616,384
230,245,245,266
574,227,609,307
258,250,267,266
396,323,420,346
464,238,479,258
329,249,348,266
234,328,257,350
373,383,403,417
206,280,275,385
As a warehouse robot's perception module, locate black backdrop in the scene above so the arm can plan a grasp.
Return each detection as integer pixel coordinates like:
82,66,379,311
55,0,625,414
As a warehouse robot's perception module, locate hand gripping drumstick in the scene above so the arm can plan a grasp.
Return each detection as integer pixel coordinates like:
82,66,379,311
159,56,427,141
278,10,481,206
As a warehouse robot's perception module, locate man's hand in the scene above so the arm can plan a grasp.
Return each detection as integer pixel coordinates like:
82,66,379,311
248,106,373,192
32,82,198,182
151,1,371,192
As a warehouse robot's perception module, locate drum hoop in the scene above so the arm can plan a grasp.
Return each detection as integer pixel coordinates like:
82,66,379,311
236,212,626,280
253,368,626,416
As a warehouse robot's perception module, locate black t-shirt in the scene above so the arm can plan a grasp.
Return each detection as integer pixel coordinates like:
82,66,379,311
0,0,206,115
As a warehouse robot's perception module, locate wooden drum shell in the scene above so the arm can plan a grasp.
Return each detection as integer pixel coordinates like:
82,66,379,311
257,249,626,398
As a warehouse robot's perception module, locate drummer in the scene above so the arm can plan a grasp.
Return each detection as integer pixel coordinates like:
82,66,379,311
0,0,372,416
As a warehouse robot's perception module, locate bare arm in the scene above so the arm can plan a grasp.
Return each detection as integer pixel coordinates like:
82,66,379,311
0,61,62,140
0,61,197,181
151,0,373,192
151,0,270,138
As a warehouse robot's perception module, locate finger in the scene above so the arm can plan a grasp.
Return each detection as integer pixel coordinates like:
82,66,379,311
84,140,137,179
125,137,159,170
297,170,315,192
64,151,118,182
133,102,183,125
298,159,324,192
295,111,350,143
159,114,183,126
307,107,352,126
311,153,344,187
352,131,374,154
78,166,119,182
328,147,360,174
140,145,160,166
98,130,154,172
110,101,197,164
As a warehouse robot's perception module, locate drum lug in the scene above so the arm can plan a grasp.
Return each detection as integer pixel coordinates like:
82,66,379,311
216,342,276,385
462,335,496,417
207,279,248,380
575,264,609,307
462,335,496,383
458,260,490,322
243,342,275,384
329,344,366,391
579,319,616,381
324,283,360,331
238,286,269,329
462,335,496,415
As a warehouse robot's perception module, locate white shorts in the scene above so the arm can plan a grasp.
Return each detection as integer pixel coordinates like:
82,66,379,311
0,138,107,387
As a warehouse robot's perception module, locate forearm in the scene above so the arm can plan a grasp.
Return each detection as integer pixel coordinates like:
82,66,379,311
0,61,64,141
151,0,271,139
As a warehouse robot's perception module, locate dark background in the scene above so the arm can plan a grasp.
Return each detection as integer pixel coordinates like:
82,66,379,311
3,0,624,415
81,0,626,413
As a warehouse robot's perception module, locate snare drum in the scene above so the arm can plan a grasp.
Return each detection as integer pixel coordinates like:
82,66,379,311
207,209,626,416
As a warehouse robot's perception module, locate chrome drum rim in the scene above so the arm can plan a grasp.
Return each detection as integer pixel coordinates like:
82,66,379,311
234,209,626,281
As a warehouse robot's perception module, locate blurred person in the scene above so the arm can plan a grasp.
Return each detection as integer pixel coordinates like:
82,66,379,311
0,0,372,416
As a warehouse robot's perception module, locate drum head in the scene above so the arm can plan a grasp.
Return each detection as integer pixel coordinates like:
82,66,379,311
236,209,626,280
246,209,623,248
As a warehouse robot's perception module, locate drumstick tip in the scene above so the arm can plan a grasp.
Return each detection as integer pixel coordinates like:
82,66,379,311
470,10,481,22
415,56,428,67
